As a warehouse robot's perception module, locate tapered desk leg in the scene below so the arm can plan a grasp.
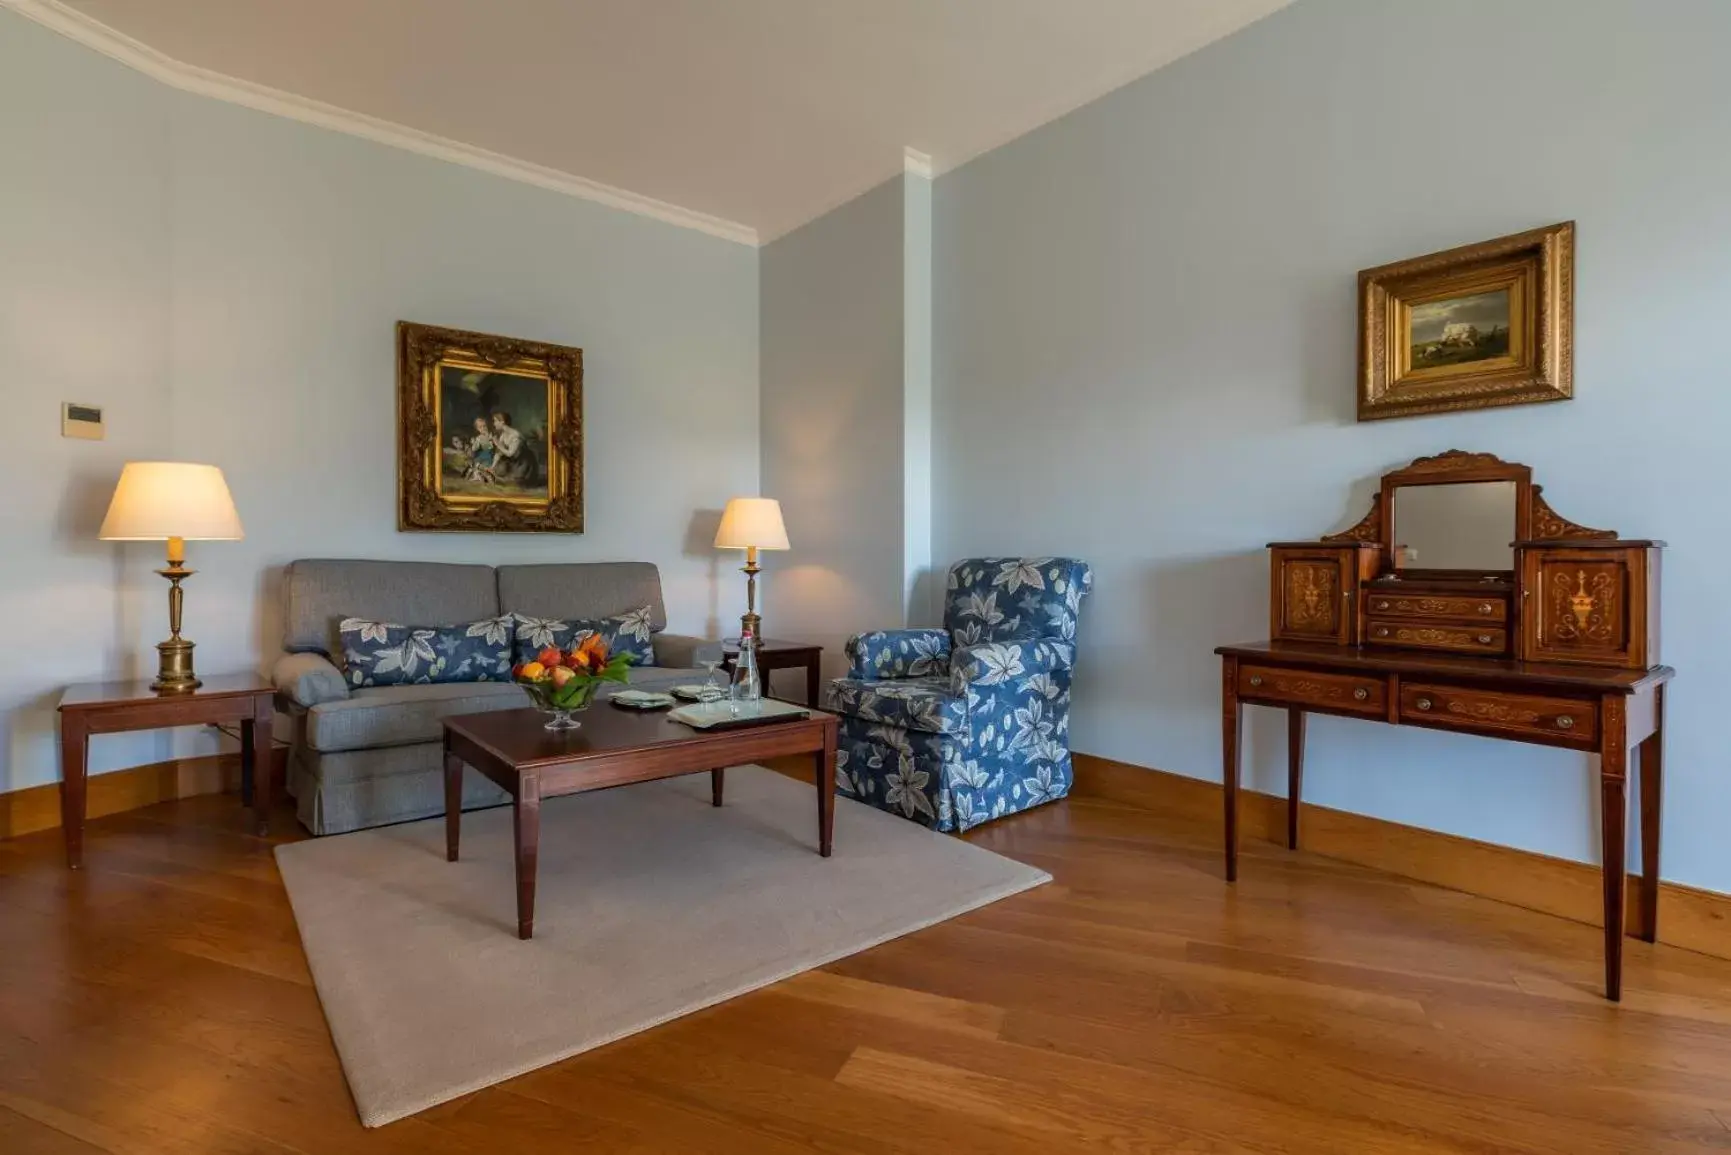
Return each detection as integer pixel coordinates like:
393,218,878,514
1222,658,1241,883
806,658,820,708
816,724,836,857
1600,697,1628,1001
1287,708,1306,851
59,712,89,870
444,748,463,863
1638,683,1665,944
712,767,725,807
515,773,541,940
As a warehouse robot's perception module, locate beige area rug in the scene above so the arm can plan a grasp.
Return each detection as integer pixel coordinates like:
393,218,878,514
275,765,1049,1127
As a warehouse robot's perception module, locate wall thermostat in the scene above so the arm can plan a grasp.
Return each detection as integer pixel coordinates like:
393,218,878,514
62,402,104,440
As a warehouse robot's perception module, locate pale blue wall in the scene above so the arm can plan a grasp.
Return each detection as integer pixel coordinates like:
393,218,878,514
933,0,1731,889
760,178,908,677
0,8,760,793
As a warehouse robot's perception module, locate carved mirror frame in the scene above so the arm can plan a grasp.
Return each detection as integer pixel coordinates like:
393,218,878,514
1322,449,1614,579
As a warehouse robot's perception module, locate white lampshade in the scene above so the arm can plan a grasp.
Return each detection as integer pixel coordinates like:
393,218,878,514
714,497,789,550
99,462,244,541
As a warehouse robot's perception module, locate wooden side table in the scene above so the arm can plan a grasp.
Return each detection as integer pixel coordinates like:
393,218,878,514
723,639,824,706
56,673,276,869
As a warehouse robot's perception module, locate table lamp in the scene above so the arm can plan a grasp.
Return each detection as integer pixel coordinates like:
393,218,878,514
714,497,789,640
99,462,244,692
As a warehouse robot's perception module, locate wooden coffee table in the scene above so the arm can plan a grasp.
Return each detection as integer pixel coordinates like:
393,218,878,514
441,704,839,940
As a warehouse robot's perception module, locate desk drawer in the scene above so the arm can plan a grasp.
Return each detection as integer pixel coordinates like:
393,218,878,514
1365,592,1507,623
1399,683,1597,747
1237,664,1385,716
1366,620,1507,655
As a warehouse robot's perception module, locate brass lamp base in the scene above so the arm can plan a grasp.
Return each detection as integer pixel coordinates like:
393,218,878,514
152,637,201,693
739,611,762,643
151,541,202,692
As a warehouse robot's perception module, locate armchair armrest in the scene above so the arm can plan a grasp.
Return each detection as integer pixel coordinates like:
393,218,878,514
272,652,350,709
950,638,1076,693
652,633,726,669
844,628,951,680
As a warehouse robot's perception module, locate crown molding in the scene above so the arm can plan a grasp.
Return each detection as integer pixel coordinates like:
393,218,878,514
0,0,759,246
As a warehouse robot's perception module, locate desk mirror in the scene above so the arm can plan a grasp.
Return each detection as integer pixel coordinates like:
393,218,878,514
1391,481,1517,572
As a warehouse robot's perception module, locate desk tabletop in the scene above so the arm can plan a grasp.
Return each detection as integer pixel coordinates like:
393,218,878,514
59,672,272,710
1215,640,1674,693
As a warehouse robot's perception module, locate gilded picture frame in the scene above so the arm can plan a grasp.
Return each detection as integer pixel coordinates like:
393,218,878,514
1358,222,1574,422
397,321,584,532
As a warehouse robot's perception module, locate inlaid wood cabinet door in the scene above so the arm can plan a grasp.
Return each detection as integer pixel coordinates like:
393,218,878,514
1518,545,1658,669
1270,547,1356,645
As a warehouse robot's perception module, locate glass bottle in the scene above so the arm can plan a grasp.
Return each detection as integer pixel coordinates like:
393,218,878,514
730,629,761,713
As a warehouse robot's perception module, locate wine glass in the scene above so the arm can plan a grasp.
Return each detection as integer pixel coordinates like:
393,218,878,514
699,658,724,703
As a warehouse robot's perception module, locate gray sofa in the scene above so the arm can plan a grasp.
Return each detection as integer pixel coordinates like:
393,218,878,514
272,559,722,835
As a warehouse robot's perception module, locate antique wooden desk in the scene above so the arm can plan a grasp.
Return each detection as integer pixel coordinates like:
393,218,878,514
1219,451,1672,1002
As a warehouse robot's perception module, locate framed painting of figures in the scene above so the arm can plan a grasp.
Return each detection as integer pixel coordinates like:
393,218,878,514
1358,222,1573,421
397,321,584,532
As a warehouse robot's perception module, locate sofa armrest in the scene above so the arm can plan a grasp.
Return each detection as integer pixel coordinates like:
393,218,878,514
950,638,1075,693
272,652,350,708
844,628,951,680
651,633,725,669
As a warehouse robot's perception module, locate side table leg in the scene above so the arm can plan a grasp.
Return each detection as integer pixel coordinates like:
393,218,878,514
816,724,836,857
59,713,89,870
444,749,463,862
711,767,725,807
515,774,541,940
806,657,820,708
247,697,274,836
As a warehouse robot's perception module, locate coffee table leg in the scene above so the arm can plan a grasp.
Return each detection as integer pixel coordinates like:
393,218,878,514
515,774,541,940
711,767,725,807
444,749,463,862
816,724,836,857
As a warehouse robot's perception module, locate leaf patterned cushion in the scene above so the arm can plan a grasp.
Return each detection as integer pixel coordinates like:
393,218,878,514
339,615,515,687
510,606,656,668
944,557,1093,647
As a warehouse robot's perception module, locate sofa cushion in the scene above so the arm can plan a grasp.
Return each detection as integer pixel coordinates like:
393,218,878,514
510,607,656,668
497,562,668,633
306,682,524,753
826,676,968,736
339,615,515,687
284,559,500,656
304,666,719,752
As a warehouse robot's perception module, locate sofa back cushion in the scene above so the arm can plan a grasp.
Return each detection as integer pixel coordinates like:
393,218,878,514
283,559,501,656
496,562,668,633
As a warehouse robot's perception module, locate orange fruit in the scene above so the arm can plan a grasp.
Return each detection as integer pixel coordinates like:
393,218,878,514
518,660,546,681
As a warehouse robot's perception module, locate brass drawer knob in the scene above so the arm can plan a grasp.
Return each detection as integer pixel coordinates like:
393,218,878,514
1353,688,1369,701
1478,603,1495,615
1248,675,1263,687
1375,600,1390,611
1376,627,1390,637
1476,634,1493,645
1556,715,1575,730
1415,697,1433,711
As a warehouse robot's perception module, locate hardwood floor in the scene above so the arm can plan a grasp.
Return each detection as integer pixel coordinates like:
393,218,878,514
5,788,1731,1153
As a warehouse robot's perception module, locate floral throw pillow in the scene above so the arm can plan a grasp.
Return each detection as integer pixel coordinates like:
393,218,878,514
339,615,515,687
510,606,656,668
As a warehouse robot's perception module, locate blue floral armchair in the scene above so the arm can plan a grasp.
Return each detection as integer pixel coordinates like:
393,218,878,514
826,557,1093,832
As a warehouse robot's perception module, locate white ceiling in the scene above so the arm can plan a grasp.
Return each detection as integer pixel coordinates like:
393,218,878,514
38,0,1289,243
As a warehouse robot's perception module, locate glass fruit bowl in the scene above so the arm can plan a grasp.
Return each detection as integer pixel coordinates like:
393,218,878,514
515,676,600,731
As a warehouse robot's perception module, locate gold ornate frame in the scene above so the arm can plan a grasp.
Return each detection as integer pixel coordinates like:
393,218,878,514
1358,222,1574,422
397,321,584,532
